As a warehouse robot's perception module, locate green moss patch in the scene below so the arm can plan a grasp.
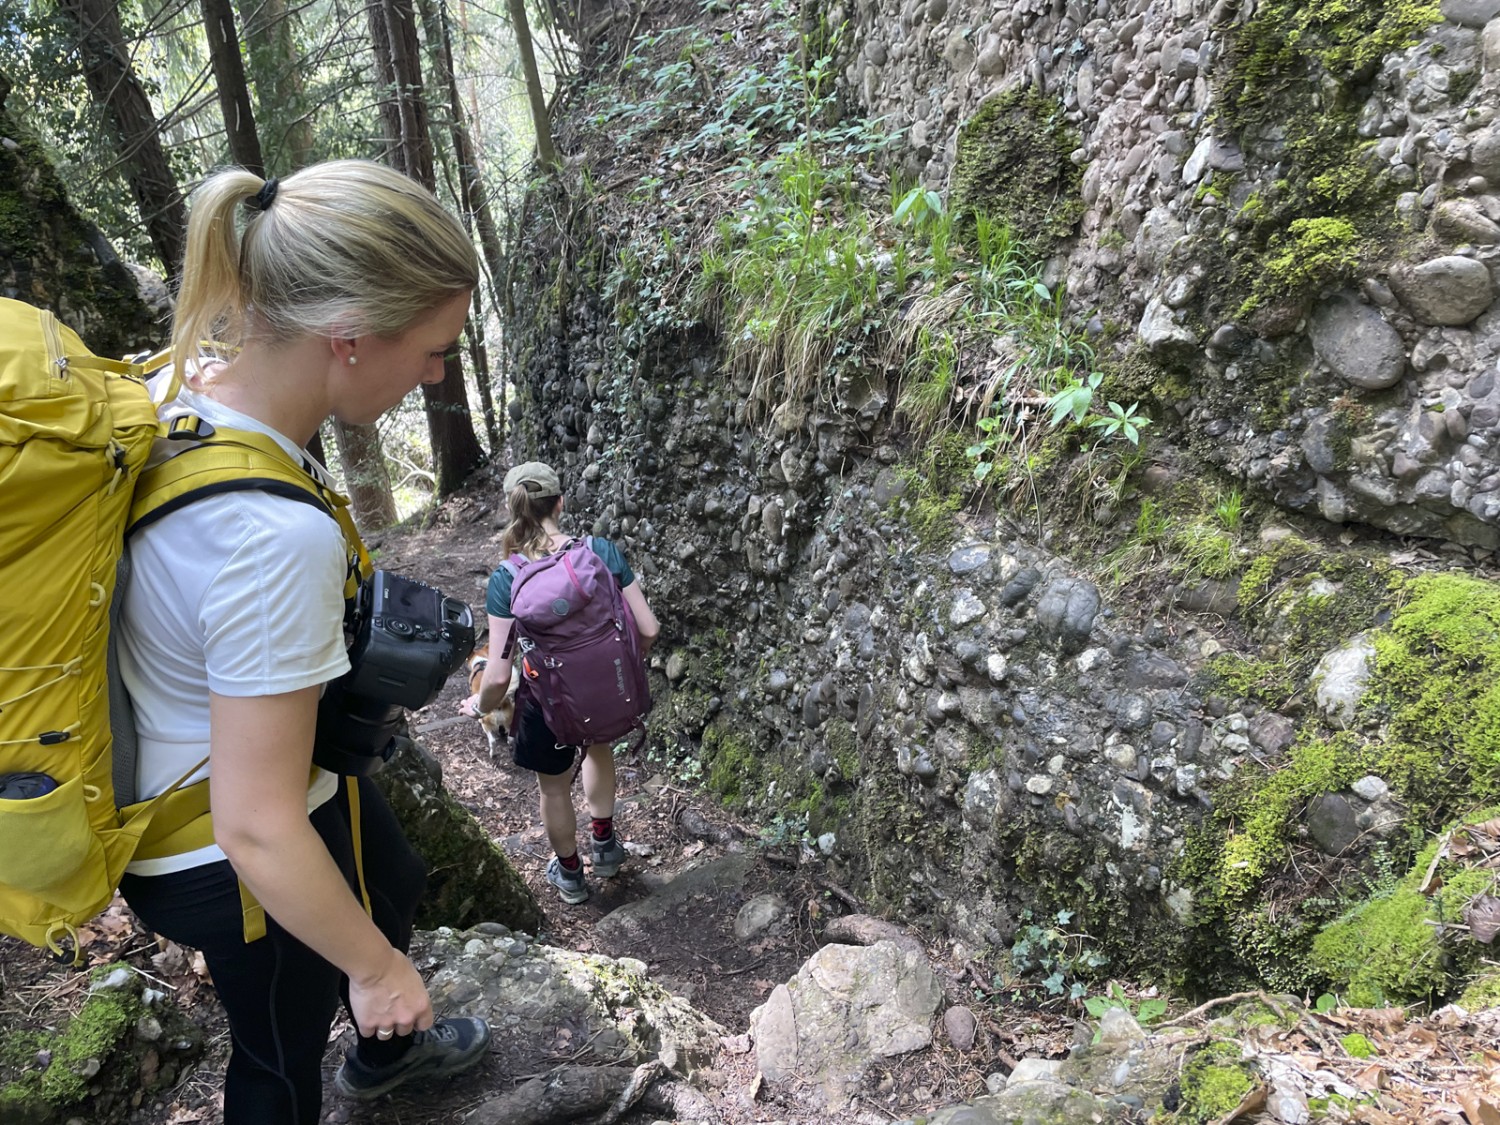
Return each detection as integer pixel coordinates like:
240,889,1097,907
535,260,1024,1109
0,965,201,1121
950,89,1083,254
1173,1040,1256,1124
1368,574,1500,811
1310,808,1500,1007
1212,0,1442,316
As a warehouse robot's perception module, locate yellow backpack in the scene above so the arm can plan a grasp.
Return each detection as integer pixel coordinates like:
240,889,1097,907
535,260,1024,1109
0,297,368,960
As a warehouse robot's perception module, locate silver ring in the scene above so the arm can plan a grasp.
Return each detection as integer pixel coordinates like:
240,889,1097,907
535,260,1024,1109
376,1028,394,1040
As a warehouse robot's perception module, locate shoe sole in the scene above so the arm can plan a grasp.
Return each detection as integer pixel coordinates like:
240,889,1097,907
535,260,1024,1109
334,1026,491,1101
551,880,589,904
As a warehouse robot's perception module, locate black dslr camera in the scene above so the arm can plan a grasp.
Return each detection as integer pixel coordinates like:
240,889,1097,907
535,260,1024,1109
314,571,476,776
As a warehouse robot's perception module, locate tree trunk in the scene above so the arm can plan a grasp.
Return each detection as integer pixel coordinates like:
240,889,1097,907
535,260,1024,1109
466,301,500,453
201,0,263,175
56,0,188,278
332,415,399,530
417,0,506,452
506,0,558,169
368,0,485,495
240,0,315,169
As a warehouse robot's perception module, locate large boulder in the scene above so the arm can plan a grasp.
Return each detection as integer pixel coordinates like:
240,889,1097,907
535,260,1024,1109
373,737,543,934
0,75,157,356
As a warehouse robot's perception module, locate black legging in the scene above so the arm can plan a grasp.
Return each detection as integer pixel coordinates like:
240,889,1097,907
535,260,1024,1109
120,776,426,1125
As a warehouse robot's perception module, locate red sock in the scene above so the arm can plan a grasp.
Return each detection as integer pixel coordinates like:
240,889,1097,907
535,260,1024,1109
591,816,614,841
557,852,581,872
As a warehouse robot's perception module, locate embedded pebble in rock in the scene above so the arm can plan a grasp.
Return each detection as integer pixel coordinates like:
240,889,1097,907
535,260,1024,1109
948,545,991,574
1390,255,1497,325
1308,293,1407,389
1433,199,1500,245
1307,793,1362,857
1352,775,1390,802
1138,297,1196,354
1313,635,1378,725
951,590,987,626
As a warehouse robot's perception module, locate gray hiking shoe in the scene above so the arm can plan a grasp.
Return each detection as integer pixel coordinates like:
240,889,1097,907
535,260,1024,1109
545,856,589,904
334,1015,491,1101
591,834,627,878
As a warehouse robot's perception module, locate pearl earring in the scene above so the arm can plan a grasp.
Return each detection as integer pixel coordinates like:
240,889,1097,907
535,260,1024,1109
347,356,358,366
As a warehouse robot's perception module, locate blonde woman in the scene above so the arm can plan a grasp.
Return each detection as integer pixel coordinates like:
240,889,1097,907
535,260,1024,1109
462,462,660,903
116,161,489,1121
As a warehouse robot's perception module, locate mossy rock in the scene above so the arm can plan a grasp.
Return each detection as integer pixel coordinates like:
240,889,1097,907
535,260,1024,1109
1458,969,1500,1012
373,738,544,934
0,87,157,356
950,88,1083,254
1310,807,1500,1007
1208,0,1443,317
1169,1040,1256,1125
0,965,202,1125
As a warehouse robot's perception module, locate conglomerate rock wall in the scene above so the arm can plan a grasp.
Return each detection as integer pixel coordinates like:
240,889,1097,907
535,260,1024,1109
503,0,1500,996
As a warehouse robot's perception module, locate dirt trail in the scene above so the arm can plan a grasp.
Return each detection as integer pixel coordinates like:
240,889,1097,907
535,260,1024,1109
0,477,1023,1125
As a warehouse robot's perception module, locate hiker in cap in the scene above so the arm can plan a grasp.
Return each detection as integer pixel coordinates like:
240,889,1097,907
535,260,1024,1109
462,461,660,903
115,161,490,1123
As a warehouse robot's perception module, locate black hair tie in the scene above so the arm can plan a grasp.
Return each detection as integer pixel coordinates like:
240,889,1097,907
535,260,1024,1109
246,177,279,213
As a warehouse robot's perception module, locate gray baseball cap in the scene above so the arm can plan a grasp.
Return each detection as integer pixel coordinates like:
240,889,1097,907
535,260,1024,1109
503,461,561,498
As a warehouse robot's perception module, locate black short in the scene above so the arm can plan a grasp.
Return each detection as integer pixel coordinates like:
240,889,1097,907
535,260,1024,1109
512,692,580,775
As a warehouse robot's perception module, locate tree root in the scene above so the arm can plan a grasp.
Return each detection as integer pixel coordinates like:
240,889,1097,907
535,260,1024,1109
466,1061,666,1125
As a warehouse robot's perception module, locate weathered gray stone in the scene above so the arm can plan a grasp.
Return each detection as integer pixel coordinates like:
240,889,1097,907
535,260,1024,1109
733,893,789,941
1034,577,1102,655
1434,199,1500,245
418,927,724,1077
1309,293,1407,388
1307,793,1362,856
1390,255,1496,325
943,1004,979,1051
1009,1058,1066,1083
1312,634,1377,725
1444,0,1500,27
750,941,941,1108
1139,297,1196,354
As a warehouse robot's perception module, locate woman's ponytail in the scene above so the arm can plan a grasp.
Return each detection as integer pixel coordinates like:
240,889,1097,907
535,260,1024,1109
501,485,558,560
171,169,264,383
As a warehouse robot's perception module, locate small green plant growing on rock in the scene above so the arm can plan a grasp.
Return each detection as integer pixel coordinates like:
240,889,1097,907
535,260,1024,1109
997,908,1108,1001
1341,1033,1377,1058
1082,982,1168,1032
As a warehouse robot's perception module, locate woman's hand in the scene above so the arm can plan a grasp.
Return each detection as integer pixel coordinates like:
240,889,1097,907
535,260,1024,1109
348,946,435,1039
458,693,481,717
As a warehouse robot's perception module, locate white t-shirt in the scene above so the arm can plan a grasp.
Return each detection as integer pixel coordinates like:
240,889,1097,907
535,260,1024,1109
121,386,347,875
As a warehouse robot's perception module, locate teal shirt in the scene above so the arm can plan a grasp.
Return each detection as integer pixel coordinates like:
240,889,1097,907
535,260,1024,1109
485,537,634,618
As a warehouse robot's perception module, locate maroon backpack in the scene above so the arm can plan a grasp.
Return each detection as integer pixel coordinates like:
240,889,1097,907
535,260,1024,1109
501,538,651,746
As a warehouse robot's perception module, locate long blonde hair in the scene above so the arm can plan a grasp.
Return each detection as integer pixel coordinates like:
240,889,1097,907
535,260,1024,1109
502,486,561,560
170,160,479,381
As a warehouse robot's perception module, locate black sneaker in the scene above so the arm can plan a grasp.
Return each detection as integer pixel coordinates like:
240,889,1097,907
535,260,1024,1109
334,1015,491,1100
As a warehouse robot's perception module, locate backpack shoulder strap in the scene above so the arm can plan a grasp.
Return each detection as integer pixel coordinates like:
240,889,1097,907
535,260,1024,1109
127,417,372,588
